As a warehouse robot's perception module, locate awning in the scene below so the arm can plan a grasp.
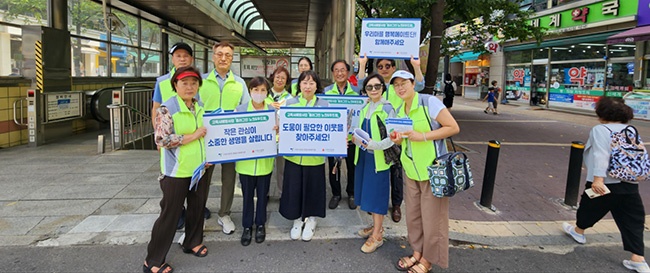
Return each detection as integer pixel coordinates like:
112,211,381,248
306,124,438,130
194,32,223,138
607,25,650,44
450,51,481,63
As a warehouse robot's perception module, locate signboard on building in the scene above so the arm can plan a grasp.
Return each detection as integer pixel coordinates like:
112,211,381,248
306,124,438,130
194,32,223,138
530,0,637,33
360,18,421,59
639,0,650,26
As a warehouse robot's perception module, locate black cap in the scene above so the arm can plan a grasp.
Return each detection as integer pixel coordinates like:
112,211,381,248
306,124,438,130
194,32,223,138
169,42,193,56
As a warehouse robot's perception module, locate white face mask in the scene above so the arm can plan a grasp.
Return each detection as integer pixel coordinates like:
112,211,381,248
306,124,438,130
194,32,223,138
251,93,267,104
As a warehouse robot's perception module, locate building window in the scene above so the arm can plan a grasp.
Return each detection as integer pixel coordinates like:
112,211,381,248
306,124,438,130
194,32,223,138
71,37,107,77
551,43,605,61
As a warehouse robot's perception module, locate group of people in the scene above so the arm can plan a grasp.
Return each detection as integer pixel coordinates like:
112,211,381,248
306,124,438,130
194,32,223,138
142,41,648,273
142,41,461,273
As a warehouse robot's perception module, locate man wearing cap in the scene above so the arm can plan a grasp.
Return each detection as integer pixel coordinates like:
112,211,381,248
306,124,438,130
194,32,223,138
357,55,425,223
152,42,194,124
197,41,249,235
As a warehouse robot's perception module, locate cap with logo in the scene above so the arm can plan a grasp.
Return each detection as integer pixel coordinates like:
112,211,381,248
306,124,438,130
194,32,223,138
390,70,414,84
169,42,193,56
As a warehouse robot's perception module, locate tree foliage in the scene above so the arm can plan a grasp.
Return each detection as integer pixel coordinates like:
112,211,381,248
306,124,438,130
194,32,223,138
355,0,545,92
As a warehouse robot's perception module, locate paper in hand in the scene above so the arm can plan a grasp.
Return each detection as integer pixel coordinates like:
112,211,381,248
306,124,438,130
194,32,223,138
353,128,370,150
190,162,206,191
385,118,413,138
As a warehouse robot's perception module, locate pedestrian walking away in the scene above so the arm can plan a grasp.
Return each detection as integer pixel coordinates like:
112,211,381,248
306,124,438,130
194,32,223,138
389,70,460,273
562,97,649,273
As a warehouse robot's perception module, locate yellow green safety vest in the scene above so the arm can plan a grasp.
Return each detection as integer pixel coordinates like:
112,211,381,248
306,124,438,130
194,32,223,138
283,95,329,166
235,101,276,176
160,95,206,178
291,79,299,97
354,101,394,172
159,68,176,103
385,84,403,110
199,70,245,112
397,92,437,181
266,90,292,105
324,82,358,96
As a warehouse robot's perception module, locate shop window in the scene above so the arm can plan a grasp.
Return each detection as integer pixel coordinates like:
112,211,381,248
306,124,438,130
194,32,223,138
506,50,531,64
550,62,605,92
533,48,549,60
606,62,634,92
68,0,104,38
71,37,107,77
645,60,650,89
505,65,532,102
608,44,636,58
551,43,605,61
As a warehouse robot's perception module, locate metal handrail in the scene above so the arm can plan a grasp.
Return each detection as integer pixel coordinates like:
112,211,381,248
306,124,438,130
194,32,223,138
108,104,154,150
12,98,27,126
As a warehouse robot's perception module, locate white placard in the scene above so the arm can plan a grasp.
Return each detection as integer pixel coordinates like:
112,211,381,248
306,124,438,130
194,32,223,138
385,118,413,135
45,92,83,121
360,18,421,59
278,107,348,157
316,95,367,134
204,110,277,164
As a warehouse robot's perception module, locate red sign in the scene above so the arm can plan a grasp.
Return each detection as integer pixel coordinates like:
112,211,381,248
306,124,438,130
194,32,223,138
571,7,589,23
512,69,525,84
484,42,500,53
568,67,588,86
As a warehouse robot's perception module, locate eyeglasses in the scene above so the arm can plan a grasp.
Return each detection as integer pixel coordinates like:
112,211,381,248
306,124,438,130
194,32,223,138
393,81,411,90
377,64,393,70
333,69,348,74
215,52,233,59
365,84,383,91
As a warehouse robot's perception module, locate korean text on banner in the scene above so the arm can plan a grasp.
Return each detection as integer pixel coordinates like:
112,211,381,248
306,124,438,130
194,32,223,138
360,18,421,59
278,107,348,157
203,110,277,164
317,95,366,134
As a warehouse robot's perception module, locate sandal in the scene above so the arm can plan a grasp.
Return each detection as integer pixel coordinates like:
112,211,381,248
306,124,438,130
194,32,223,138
182,244,208,257
408,261,432,273
395,256,418,271
143,262,173,273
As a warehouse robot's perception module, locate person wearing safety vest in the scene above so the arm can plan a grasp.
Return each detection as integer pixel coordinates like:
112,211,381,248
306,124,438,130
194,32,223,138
234,76,277,246
152,42,194,128
267,66,293,196
279,70,330,242
351,73,397,254
197,41,250,236
323,59,361,211
144,66,209,273
390,70,459,273
357,54,425,224
290,56,313,96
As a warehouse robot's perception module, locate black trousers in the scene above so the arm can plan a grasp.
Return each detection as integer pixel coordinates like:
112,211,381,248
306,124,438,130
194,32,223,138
146,173,210,267
390,163,404,207
279,160,326,220
328,144,356,197
240,173,271,228
576,182,645,256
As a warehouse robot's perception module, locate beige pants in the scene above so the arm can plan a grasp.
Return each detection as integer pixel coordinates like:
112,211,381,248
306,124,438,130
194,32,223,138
404,175,449,269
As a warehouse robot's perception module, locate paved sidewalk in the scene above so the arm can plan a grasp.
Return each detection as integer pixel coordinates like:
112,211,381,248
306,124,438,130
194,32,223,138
1,96,649,248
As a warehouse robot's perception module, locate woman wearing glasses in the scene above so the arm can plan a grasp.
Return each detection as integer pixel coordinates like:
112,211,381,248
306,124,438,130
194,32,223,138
268,66,293,196
352,73,397,253
390,70,459,273
290,57,314,96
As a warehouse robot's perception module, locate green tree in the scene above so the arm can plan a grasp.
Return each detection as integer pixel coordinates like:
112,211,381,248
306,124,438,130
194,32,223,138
0,0,47,24
356,0,545,92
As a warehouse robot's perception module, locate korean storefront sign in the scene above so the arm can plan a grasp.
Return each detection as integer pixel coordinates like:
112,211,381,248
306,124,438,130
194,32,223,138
530,0,637,33
505,67,531,102
203,110,277,164
639,0,650,26
360,18,421,59
278,107,348,157
316,95,366,134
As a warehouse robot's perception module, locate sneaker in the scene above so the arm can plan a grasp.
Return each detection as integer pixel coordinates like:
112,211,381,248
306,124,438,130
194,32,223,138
290,219,303,240
302,217,317,241
329,196,341,209
217,215,236,235
177,233,185,245
484,110,488,114
361,235,384,253
348,197,357,209
562,222,586,244
358,226,374,238
623,260,650,273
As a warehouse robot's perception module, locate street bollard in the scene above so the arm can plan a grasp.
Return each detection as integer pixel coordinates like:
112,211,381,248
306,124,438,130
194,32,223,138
564,141,585,207
479,140,500,211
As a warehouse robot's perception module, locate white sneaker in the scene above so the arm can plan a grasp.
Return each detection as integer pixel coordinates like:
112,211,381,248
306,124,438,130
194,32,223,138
562,222,586,244
302,217,317,242
624,260,650,273
217,215,236,235
177,233,185,245
290,219,303,240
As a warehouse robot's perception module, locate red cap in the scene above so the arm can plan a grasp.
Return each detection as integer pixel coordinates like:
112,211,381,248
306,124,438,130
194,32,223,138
175,71,200,81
